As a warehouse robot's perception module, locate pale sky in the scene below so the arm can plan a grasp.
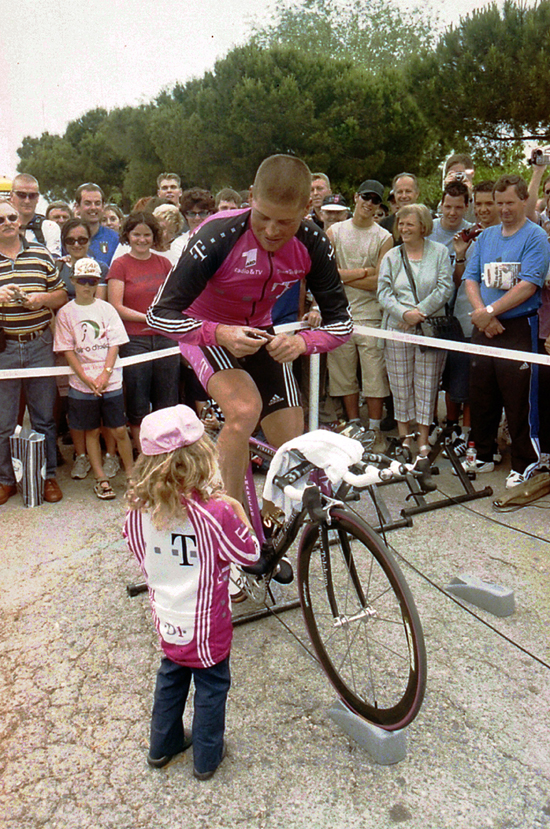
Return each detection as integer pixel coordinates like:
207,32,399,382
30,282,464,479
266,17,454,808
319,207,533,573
1,0,527,180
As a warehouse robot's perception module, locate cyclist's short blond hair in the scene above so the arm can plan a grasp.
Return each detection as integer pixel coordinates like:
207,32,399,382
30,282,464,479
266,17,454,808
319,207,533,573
253,155,312,207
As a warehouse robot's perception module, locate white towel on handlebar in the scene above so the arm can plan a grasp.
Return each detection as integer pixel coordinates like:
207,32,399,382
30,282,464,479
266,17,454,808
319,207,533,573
263,430,364,517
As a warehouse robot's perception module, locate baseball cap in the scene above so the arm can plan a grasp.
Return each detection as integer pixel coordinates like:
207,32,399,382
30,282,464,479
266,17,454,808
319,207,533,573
140,405,205,456
356,180,385,199
321,194,349,211
73,258,101,278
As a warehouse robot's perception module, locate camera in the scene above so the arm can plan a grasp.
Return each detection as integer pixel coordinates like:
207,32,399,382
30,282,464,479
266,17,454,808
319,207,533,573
460,226,483,244
529,149,550,166
453,172,467,183
11,287,27,303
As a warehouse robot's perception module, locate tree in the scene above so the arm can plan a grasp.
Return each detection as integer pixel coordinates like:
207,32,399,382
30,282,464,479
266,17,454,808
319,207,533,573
249,0,439,73
409,1,550,149
148,44,435,193
17,109,127,201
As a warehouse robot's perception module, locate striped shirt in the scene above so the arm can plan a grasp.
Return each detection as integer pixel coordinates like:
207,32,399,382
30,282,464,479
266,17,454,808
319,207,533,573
124,494,260,668
0,239,66,335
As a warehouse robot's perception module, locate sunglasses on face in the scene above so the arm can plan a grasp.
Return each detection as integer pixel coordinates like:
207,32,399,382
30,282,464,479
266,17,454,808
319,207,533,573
13,191,39,201
359,193,382,205
0,213,19,225
75,277,100,286
65,236,89,246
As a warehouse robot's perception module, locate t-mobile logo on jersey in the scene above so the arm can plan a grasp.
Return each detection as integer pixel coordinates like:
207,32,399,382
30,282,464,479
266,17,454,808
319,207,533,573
242,248,258,268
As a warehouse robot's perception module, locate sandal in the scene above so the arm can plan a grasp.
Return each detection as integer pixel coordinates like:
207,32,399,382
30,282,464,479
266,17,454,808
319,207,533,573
94,478,116,500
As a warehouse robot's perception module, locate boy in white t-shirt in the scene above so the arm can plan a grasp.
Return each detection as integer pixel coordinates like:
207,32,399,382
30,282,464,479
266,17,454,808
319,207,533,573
54,259,134,499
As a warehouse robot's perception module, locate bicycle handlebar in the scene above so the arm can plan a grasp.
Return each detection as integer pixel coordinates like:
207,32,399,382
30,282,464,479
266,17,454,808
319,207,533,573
281,454,435,505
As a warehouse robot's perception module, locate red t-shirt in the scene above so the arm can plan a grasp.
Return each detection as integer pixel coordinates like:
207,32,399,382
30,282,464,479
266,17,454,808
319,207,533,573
107,252,172,336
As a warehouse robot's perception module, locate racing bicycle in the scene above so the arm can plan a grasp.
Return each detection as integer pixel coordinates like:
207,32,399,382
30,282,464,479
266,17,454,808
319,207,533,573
234,426,430,731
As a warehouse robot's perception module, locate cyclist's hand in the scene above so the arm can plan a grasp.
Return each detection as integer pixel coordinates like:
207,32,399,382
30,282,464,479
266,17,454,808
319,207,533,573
215,325,272,357
266,332,307,363
302,308,321,328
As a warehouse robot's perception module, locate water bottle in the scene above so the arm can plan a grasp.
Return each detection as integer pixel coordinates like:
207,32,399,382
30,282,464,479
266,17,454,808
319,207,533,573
465,441,477,478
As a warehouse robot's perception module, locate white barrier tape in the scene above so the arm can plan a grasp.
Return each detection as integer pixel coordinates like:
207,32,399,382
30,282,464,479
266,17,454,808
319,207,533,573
353,324,550,367
0,345,181,379
1,321,549,380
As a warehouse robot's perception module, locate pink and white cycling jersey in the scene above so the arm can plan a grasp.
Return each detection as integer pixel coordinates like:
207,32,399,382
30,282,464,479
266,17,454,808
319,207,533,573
146,209,352,354
124,494,260,668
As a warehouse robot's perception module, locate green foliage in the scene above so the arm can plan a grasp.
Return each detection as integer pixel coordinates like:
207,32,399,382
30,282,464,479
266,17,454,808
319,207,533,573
17,109,127,202
409,1,550,148
249,0,439,73
148,45,433,193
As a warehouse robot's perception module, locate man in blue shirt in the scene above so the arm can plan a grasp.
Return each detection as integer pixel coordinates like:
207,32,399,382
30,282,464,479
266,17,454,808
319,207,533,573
75,183,119,267
463,174,550,487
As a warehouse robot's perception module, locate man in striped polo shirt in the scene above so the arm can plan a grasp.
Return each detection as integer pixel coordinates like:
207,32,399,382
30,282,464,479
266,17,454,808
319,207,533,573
0,199,67,504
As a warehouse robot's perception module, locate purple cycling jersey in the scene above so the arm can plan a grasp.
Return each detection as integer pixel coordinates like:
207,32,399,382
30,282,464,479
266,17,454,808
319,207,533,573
146,209,352,355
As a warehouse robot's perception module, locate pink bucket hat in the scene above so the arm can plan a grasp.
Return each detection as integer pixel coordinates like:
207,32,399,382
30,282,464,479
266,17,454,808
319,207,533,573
140,405,205,456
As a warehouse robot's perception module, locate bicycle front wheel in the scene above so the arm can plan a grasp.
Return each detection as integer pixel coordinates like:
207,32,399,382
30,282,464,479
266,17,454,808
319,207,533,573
298,508,426,730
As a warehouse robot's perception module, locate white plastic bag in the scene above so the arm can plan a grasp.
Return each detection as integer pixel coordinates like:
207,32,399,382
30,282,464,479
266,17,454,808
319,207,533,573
9,425,46,507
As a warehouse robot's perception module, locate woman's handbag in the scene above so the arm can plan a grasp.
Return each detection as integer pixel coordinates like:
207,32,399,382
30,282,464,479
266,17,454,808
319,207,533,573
400,246,464,343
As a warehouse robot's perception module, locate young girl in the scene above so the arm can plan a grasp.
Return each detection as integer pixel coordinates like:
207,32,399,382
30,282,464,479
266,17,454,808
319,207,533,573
124,405,260,780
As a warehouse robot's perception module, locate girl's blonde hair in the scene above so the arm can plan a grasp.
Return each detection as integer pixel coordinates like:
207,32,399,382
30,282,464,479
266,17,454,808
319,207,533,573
126,433,223,528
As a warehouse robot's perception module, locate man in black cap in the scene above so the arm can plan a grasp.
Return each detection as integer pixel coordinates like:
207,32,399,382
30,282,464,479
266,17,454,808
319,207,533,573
326,180,393,448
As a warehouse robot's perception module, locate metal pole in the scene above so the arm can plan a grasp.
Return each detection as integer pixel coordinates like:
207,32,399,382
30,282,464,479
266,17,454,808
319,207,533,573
308,353,320,432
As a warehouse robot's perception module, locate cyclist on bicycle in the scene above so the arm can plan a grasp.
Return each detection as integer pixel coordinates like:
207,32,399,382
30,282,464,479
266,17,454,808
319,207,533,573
147,155,352,501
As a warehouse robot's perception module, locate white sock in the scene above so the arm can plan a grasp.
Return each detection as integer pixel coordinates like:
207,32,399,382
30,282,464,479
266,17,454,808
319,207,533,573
369,419,381,430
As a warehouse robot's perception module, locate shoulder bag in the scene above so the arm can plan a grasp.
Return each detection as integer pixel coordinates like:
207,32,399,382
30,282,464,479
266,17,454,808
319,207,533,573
399,246,464,342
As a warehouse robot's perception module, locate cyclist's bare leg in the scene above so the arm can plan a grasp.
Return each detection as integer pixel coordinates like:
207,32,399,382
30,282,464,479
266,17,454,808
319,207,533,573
261,406,304,448
207,369,262,501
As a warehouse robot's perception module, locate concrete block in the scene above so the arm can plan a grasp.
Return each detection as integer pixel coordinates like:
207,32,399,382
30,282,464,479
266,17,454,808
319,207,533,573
328,699,407,764
446,573,515,617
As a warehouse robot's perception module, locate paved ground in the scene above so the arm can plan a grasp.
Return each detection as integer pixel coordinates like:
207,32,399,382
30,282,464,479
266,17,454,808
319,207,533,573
1,438,550,829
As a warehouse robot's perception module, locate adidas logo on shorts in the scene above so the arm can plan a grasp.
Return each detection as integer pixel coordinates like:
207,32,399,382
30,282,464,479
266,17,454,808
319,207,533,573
269,393,284,405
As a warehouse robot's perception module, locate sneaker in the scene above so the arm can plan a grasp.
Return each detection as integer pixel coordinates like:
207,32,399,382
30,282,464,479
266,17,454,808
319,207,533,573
452,459,494,476
147,733,193,768
103,453,121,478
370,429,388,454
71,454,91,479
443,433,467,458
505,470,527,489
193,742,226,781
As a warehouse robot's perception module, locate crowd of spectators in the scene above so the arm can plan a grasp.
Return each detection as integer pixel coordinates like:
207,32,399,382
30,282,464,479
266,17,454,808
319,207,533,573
1,150,550,506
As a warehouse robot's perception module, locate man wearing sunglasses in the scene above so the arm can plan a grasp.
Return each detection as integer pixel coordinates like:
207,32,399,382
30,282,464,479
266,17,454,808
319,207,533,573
10,174,62,258
0,199,67,505
326,180,393,450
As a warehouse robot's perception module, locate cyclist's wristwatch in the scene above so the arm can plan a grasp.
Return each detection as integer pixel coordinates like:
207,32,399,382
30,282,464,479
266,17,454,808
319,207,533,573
485,304,495,315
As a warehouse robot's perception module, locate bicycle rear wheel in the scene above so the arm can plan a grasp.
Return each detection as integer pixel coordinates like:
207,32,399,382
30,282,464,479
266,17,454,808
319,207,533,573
297,508,426,730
